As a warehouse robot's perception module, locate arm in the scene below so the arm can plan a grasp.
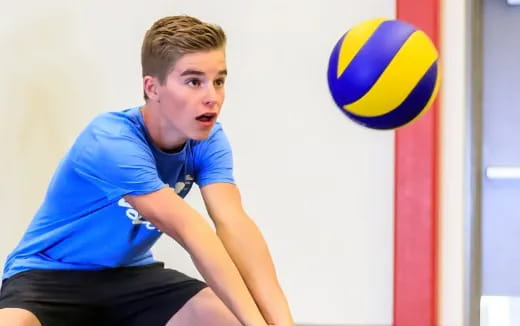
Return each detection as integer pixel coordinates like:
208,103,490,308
201,183,294,326
124,187,267,326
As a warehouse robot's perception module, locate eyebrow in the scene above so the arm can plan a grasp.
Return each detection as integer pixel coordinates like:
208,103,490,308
180,69,228,77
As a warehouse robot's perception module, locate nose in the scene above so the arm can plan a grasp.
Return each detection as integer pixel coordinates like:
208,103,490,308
204,85,220,107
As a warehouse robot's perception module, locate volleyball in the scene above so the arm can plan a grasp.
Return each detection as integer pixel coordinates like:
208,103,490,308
327,18,440,130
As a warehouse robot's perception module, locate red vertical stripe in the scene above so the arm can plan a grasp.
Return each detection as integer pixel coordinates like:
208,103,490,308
394,0,440,325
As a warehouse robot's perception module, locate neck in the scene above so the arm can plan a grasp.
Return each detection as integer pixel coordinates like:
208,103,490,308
140,103,186,153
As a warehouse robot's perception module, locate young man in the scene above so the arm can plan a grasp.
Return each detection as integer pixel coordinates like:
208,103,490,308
0,15,293,326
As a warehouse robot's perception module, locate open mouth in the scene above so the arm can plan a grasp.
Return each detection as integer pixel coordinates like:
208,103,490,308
195,113,217,123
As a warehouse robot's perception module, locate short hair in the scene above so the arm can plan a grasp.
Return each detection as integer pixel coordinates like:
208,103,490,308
141,15,227,100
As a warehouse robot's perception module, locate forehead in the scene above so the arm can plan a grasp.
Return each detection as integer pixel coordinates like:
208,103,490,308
171,49,227,75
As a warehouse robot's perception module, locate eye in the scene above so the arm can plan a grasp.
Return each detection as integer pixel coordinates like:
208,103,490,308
214,78,226,88
186,78,202,87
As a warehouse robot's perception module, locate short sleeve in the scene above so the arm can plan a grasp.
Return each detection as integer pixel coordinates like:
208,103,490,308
70,115,165,200
193,123,235,187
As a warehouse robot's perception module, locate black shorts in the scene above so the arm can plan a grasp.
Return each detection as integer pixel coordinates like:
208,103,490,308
0,262,207,326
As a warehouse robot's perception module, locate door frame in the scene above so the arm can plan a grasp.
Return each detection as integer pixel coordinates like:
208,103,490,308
465,0,483,325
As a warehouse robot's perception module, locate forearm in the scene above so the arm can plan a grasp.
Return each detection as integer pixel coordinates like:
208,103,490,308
216,217,293,325
134,189,266,326
180,221,267,326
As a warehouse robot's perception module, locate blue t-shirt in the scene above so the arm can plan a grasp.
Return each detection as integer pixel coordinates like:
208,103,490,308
2,107,234,280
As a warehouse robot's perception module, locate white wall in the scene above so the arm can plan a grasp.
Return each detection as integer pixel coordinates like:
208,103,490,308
439,0,468,325
0,1,396,324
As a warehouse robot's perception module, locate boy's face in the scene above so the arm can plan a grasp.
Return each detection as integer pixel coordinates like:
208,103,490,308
155,48,227,141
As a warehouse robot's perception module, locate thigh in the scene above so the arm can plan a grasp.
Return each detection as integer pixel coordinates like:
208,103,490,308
0,308,41,326
0,271,106,326
165,288,241,326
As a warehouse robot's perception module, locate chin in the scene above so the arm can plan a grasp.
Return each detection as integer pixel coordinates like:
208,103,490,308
189,130,212,141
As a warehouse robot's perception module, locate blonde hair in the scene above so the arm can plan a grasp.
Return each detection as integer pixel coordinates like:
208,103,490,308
141,15,227,99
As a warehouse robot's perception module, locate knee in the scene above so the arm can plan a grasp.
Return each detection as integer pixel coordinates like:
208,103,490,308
0,308,41,326
168,287,241,326
191,288,239,323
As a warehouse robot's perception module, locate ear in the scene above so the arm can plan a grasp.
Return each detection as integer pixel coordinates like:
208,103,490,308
143,76,160,102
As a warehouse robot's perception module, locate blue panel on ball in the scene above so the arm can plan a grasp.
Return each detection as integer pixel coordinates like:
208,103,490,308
344,61,438,129
327,20,416,108
327,32,345,107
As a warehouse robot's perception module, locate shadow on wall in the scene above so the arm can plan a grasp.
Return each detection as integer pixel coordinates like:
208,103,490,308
0,8,102,258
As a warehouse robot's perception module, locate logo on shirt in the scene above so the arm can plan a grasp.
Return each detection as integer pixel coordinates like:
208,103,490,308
174,174,194,195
